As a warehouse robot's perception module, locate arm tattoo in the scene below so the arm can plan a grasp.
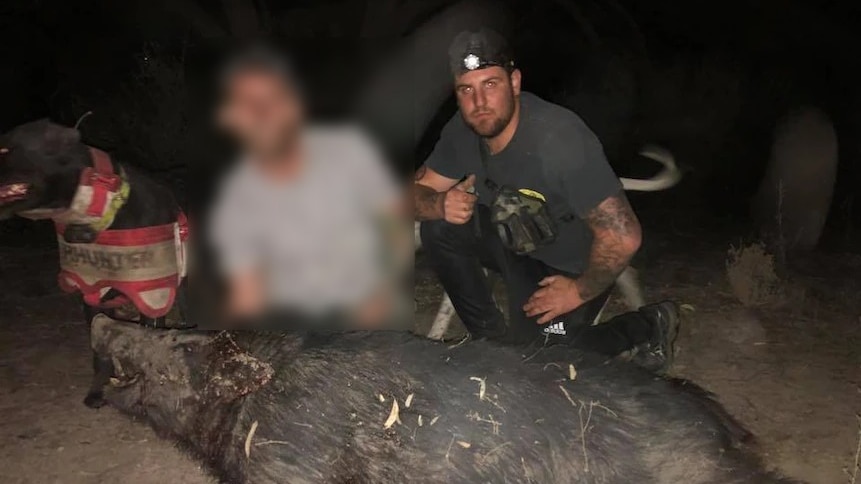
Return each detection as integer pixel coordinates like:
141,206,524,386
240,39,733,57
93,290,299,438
576,193,641,300
413,167,444,221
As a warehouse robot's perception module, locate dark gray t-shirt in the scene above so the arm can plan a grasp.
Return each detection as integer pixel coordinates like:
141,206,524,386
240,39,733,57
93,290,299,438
426,91,622,274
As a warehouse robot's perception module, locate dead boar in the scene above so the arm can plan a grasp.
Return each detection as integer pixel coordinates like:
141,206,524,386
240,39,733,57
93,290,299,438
90,315,799,484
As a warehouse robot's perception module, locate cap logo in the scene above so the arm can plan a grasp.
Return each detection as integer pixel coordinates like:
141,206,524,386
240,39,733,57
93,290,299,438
463,54,481,71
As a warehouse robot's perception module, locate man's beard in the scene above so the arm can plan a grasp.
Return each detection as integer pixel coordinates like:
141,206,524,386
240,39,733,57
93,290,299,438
463,95,515,138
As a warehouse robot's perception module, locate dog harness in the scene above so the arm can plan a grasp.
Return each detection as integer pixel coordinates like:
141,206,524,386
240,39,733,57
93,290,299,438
20,147,189,318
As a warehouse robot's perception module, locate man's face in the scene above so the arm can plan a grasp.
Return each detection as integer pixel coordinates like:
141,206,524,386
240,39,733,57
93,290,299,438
218,69,303,161
454,66,521,138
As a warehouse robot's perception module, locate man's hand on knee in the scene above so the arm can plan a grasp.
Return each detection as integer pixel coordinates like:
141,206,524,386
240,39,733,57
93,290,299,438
523,275,585,325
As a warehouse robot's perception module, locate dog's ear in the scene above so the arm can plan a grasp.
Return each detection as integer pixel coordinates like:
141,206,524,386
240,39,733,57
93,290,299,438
31,120,87,169
43,122,81,153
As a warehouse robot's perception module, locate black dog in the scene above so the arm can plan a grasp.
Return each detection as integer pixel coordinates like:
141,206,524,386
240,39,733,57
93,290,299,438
0,119,191,407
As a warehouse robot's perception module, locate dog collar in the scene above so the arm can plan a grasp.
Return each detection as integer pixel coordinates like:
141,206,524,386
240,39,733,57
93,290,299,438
78,147,130,232
20,147,130,232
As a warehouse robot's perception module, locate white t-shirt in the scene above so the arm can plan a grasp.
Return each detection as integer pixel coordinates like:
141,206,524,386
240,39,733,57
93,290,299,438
209,125,401,314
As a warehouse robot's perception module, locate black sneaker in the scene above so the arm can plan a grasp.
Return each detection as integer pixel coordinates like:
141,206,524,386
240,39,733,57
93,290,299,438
630,300,681,374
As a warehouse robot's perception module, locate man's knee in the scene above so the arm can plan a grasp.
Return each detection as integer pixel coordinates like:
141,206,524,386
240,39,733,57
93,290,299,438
418,219,448,246
419,219,473,253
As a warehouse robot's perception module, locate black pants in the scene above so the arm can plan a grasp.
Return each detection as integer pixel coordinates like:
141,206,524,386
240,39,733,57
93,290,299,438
420,207,653,356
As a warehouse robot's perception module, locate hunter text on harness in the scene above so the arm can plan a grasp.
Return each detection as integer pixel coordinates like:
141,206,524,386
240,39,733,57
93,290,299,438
21,147,189,318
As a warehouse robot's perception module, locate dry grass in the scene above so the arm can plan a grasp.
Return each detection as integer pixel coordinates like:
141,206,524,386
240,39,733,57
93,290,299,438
244,420,258,458
383,398,400,429
726,242,784,307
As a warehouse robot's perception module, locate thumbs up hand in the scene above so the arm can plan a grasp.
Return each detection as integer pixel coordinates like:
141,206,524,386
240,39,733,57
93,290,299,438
444,174,478,224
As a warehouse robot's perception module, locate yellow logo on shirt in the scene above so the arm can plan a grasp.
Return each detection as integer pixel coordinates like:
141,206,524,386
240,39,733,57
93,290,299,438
517,188,546,202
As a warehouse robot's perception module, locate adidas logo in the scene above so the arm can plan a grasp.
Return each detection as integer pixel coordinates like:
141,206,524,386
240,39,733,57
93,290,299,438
543,321,566,336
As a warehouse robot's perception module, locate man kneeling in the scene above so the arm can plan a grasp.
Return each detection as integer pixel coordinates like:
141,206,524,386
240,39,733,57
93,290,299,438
415,30,679,372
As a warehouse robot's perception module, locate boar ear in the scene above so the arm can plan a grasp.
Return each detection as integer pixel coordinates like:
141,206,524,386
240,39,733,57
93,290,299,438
204,333,274,402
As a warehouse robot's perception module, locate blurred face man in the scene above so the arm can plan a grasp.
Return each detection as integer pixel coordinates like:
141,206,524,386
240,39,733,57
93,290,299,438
454,66,522,139
218,65,304,165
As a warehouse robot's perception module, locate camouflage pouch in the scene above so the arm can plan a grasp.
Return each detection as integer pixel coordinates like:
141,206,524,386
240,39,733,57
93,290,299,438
476,139,557,254
490,185,557,255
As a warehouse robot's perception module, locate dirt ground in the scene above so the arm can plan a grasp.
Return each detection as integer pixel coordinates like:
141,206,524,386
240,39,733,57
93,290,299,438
0,245,212,484
0,219,859,483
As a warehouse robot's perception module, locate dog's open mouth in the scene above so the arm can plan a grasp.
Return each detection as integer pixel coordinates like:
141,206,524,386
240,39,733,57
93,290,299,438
0,183,29,204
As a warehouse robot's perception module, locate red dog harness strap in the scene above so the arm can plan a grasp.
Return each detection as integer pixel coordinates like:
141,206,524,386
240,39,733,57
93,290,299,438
83,147,121,217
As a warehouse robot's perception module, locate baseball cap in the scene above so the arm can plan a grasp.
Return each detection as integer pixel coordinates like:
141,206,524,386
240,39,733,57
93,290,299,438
448,28,515,77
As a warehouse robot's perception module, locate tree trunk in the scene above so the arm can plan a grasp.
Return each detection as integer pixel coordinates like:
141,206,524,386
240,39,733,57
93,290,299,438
752,106,838,252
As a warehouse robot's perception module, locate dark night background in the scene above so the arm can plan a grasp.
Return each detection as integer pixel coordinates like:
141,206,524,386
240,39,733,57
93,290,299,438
2,0,860,242
0,1,859,483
